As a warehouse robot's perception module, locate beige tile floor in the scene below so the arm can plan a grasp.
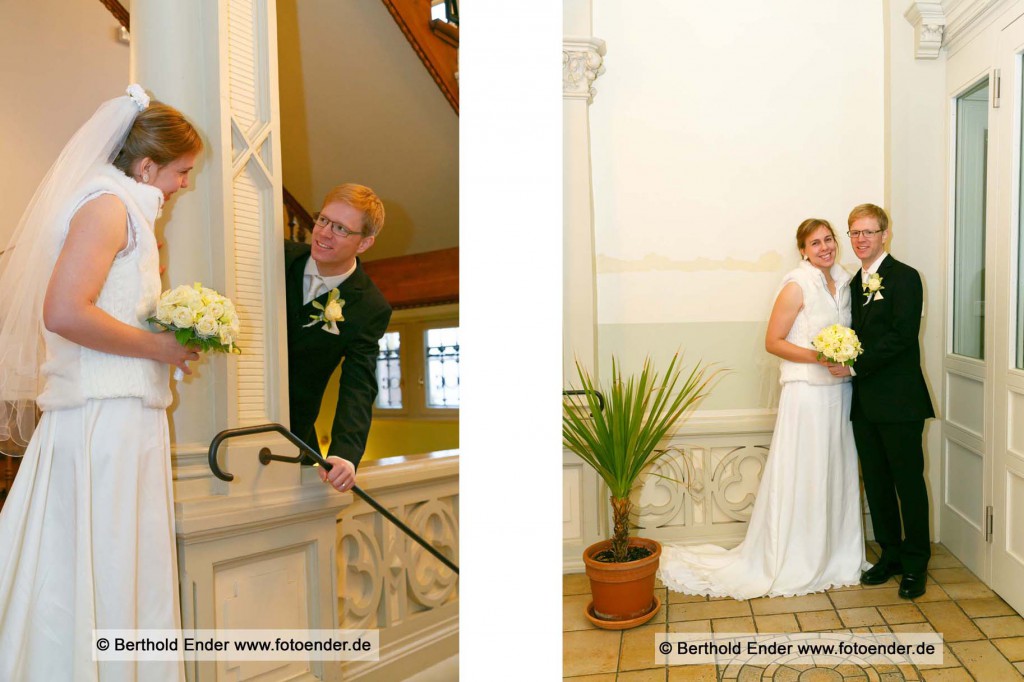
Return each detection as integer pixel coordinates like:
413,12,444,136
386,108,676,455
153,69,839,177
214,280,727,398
563,543,1024,681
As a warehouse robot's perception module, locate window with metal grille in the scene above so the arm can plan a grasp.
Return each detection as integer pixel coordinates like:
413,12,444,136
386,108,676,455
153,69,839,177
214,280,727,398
376,331,402,409
425,327,460,408
372,306,459,418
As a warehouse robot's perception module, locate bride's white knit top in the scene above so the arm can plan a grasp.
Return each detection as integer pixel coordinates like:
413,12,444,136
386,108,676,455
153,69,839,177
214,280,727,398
37,164,171,410
777,259,853,386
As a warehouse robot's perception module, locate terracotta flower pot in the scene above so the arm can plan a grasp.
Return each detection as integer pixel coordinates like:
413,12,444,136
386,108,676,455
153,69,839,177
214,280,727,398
583,537,661,628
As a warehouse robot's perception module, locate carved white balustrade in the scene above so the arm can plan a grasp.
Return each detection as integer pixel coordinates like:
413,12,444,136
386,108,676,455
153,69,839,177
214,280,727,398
337,451,459,681
633,440,770,545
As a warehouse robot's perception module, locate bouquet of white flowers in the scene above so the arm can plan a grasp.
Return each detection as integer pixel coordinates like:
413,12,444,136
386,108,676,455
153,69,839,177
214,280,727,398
148,283,241,379
812,324,863,366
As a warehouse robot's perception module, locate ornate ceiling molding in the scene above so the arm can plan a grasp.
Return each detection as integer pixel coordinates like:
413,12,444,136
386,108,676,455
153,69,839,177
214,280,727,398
907,0,1018,58
563,36,607,104
904,2,947,59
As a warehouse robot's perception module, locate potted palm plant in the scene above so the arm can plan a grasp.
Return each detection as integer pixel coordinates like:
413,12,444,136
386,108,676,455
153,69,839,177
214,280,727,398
563,353,717,629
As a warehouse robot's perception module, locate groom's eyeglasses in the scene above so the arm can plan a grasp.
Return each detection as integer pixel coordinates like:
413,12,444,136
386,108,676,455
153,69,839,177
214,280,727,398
847,229,883,238
314,213,365,238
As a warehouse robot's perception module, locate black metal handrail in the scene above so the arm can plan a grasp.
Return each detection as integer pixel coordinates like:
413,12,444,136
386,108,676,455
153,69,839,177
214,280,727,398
208,424,458,574
562,389,605,413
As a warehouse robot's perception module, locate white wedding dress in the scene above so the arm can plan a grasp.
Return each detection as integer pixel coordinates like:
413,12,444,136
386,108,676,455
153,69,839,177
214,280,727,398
0,167,184,681
658,261,868,600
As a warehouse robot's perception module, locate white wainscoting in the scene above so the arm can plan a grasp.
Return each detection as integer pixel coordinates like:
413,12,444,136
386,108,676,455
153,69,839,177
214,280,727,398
563,453,607,571
337,451,458,681
563,409,875,572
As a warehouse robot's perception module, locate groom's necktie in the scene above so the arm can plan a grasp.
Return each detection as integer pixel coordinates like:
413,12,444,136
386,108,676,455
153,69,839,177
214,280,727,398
305,274,328,304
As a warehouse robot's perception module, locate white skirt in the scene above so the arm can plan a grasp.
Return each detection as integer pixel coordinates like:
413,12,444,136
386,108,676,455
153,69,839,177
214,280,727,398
658,381,868,600
0,398,184,681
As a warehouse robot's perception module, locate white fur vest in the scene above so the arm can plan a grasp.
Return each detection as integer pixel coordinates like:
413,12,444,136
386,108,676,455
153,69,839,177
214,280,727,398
37,164,171,410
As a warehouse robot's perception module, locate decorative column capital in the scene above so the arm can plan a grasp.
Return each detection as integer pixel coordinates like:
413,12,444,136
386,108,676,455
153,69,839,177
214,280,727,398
563,37,607,104
904,2,946,59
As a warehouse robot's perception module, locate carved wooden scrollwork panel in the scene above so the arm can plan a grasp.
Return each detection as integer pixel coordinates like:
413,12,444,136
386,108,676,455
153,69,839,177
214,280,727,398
631,434,772,543
338,515,385,630
338,487,458,630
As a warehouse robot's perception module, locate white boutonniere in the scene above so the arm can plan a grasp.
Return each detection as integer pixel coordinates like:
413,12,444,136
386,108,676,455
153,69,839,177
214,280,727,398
304,288,345,335
863,273,884,303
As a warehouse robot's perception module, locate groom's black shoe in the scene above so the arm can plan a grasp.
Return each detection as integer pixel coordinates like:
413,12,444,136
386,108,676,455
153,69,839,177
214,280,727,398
860,560,902,585
898,572,927,599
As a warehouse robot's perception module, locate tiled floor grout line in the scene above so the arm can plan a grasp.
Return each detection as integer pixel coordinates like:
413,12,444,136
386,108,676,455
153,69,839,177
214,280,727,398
566,546,1024,680
943,592,1023,678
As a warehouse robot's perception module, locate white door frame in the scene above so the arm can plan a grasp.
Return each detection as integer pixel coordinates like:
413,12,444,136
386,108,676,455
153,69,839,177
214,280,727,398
941,44,997,581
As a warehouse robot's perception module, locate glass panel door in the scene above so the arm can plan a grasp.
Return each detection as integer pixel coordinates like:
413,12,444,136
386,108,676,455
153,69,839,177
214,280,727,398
953,80,989,359
941,68,993,580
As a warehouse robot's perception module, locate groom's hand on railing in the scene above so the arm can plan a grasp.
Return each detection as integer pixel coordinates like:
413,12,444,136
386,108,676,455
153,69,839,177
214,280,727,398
318,456,356,492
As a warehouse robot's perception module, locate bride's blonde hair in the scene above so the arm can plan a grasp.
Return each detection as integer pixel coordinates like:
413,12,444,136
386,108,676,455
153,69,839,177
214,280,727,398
112,102,203,175
796,218,836,250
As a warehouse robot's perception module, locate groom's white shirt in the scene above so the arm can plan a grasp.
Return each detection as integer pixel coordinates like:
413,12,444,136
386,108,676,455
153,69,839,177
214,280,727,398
861,252,888,283
303,257,356,304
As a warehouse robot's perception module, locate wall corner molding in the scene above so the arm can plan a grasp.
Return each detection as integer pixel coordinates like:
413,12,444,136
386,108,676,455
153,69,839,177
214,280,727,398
904,2,947,59
563,36,607,104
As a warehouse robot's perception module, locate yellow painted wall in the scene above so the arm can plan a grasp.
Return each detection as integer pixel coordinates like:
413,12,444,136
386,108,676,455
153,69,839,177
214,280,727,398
363,418,458,461
313,362,459,462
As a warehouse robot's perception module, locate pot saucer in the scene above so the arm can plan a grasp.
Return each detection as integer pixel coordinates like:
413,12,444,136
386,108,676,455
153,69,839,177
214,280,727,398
584,595,661,630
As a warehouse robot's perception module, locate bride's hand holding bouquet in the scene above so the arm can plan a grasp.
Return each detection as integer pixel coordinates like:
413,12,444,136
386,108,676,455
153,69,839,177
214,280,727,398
812,323,862,376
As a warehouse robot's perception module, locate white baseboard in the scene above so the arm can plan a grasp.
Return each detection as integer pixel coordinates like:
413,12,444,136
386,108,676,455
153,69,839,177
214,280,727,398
342,613,458,681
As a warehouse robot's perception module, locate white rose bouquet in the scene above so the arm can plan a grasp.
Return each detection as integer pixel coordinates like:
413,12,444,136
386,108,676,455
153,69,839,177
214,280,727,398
148,282,242,379
811,324,863,367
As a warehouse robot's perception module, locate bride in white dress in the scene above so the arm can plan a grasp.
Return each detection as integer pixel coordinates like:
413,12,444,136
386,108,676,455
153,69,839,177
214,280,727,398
658,218,867,600
0,86,202,680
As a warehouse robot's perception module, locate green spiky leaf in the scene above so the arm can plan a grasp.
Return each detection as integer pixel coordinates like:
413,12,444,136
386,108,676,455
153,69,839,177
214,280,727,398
563,353,724,562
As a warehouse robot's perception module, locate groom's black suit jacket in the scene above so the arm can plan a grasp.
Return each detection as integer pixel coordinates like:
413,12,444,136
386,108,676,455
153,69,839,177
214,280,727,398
848,254,934,423
285,241,392,468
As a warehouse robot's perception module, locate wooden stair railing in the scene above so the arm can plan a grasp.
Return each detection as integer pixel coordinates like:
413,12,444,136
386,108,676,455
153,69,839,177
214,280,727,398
99,0,129,30
283,186,316,243
381,0,459,114
431,19,458,49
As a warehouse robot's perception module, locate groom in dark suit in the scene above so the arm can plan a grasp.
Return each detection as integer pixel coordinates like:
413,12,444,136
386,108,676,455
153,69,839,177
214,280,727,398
285,183,392,493
831,204,935,599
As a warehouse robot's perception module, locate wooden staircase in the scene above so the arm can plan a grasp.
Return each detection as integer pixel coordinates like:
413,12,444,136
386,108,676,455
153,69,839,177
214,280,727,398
380,0,460,114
